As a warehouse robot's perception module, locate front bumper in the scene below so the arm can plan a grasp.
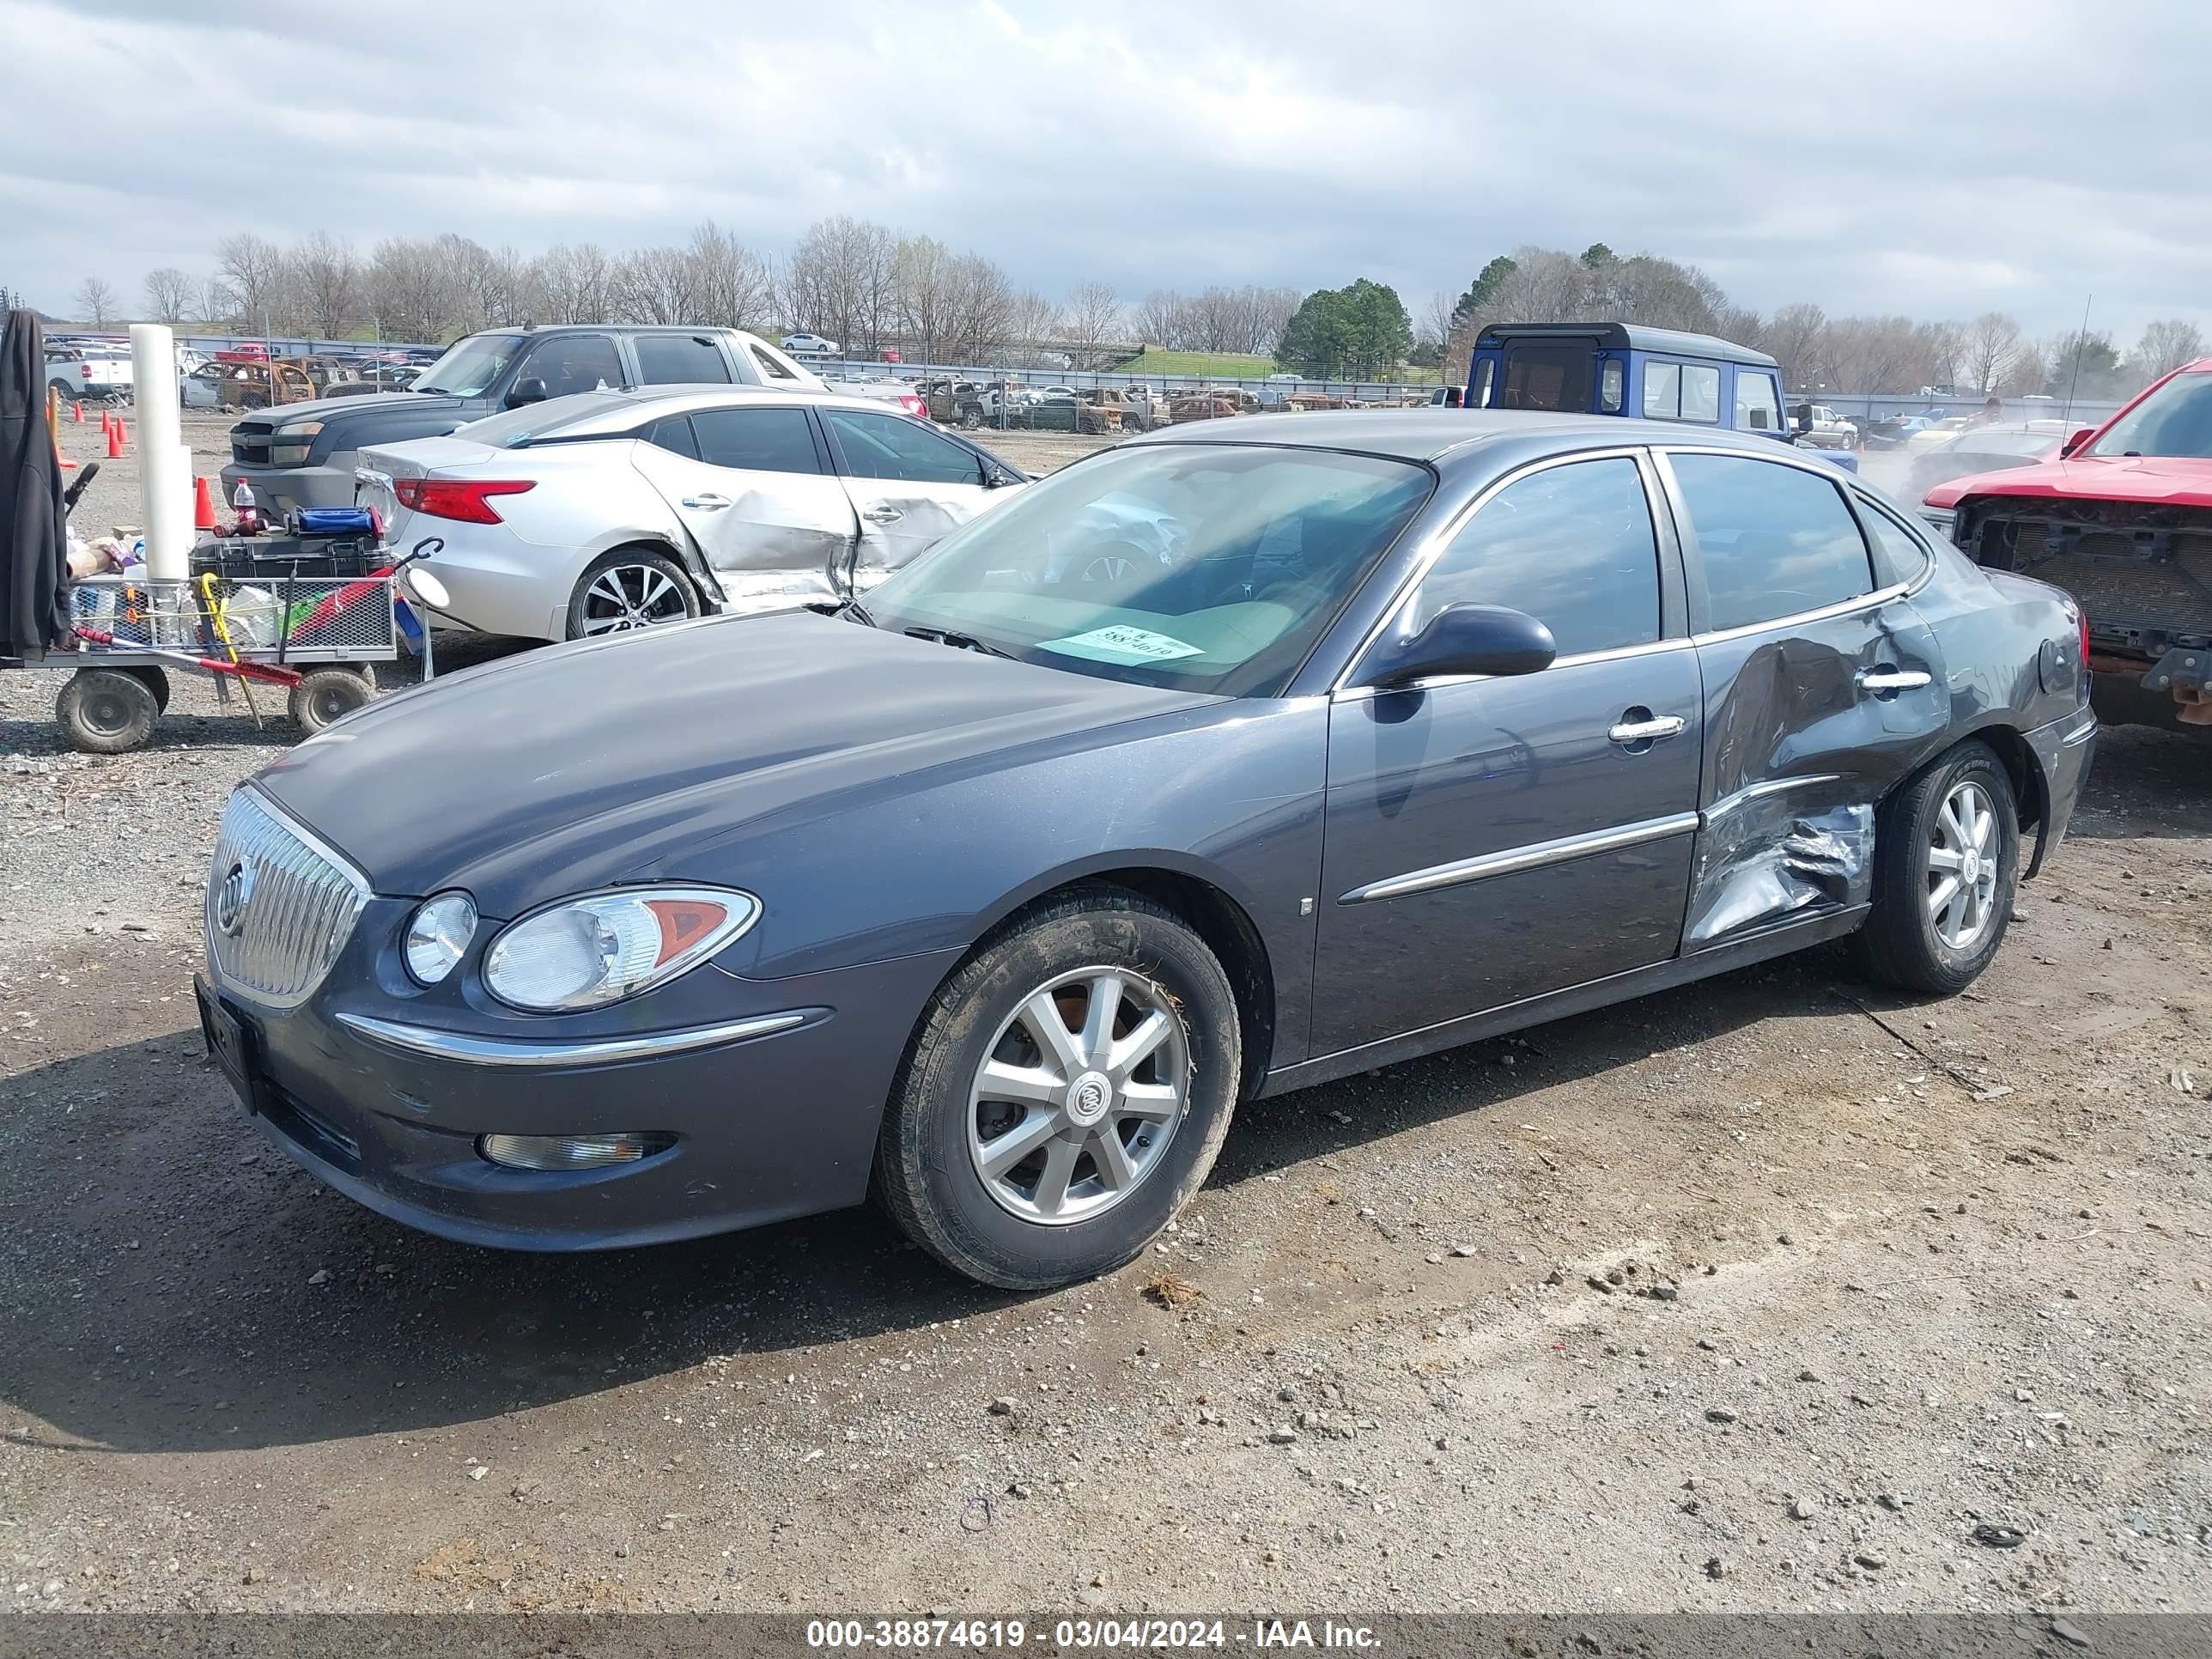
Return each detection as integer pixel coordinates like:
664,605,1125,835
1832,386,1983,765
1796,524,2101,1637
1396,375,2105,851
196,899,959,1249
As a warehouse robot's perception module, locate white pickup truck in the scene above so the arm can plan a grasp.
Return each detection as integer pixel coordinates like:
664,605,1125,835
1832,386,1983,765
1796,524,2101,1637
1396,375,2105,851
45,347,133,404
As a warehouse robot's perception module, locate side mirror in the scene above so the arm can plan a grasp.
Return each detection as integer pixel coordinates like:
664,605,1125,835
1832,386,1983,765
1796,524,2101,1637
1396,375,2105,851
507,376,550,408
1364,603,1557,688
2059,426,2095,459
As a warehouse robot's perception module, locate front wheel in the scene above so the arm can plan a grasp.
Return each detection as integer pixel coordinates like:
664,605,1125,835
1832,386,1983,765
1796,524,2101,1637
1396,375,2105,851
289,666,375,734
564,550,699,641
1853,742,2019,995
873,888,1241,1290
57,668,157,754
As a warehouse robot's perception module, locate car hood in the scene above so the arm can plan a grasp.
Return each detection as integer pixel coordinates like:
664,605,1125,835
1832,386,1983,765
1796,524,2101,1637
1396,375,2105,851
1924,453,2212,509
233,392,469,427
252,612,1219,910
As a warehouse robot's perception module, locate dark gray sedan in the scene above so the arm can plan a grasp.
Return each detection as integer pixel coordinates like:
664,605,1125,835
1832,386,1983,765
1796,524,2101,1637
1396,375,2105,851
196,412,2098,1289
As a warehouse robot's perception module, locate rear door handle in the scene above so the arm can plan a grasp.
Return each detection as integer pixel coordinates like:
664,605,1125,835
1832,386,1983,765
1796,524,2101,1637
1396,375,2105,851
1608,712,1687,746
861,507,903,525
680,493,731,510
1858,667,1931,693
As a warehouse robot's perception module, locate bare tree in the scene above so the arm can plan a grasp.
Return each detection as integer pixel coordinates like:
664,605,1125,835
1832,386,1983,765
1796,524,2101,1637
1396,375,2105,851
687,222,773,331
196,275,233,326
2133,318,2206,381
784,216,896,354
365,237,469,343
894,235,957,363
1419,289,1457,349
1060,281,1122,365
216,234,289,331
1133,289,1187,349
532,242,617,324
1006,289,1061,362
1960,312,2022,395
143,267,195,325
611,244,697,324
292,232,360,339
73,276,119,327
1763,302,1827,388
946,253,1014,361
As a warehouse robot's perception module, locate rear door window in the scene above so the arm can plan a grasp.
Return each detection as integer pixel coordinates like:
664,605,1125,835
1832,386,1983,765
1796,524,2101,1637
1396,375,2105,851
1668,453,1875,631
643,414,701,460
1498,343,1593,411
1644,361,1721,422
748,344,805,383
634,335,732,386
690,407,822,475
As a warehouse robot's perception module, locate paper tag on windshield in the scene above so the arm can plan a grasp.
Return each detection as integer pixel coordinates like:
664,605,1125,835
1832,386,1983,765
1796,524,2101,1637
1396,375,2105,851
1037,624,1206,665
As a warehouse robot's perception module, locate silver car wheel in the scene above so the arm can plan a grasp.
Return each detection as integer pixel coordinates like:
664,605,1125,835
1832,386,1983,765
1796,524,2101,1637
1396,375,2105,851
967,966,1189,1227
579,563,690,635
1927,779,1999,949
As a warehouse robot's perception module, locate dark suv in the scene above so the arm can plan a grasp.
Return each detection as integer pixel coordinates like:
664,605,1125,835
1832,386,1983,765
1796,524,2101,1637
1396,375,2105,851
220,325,825,520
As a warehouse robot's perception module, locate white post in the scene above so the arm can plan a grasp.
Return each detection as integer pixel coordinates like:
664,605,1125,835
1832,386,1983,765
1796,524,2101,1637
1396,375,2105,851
131,322,190,580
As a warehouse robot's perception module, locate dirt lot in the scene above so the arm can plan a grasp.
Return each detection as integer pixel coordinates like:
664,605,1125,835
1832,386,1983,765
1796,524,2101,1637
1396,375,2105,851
2,414,2207,1619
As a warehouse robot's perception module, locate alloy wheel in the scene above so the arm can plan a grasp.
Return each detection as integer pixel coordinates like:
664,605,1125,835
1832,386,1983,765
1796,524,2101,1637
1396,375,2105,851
966,967,1189,1225
1927,779,2000,949
579,564,690,635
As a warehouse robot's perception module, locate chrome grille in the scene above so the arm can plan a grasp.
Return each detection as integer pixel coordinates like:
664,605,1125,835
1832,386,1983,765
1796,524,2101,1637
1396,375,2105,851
204,788,369,1007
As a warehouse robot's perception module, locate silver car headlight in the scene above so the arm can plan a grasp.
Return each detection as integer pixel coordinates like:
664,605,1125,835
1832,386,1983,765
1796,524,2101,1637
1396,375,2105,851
482,886,761,1013
404,891,477,985
1919,507,1958,544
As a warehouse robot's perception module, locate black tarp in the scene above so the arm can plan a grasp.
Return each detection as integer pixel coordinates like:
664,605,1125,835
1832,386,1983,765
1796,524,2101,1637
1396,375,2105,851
2,308,71,656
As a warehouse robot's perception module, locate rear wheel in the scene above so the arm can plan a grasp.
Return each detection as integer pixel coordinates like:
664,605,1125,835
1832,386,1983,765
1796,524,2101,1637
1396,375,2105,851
873,888,1241,1290
1854,742,2019,994
564,550,699,641
120,665,171,713
57,669,158,754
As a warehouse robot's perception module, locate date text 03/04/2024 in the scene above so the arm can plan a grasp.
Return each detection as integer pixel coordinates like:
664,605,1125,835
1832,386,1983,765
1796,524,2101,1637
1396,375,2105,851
803,1619,1382,1650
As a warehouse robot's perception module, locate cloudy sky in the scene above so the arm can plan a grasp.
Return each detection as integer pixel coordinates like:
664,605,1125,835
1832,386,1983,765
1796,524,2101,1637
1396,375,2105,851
5,0,2209,349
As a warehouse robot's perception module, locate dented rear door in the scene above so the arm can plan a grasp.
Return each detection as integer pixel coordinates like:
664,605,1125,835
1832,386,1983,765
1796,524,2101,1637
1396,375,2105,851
1658,448,1948,949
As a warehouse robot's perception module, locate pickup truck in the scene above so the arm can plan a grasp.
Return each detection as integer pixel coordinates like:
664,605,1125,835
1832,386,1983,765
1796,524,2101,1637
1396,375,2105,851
1465,322,1859,473
44,347,132,404
220,325,825,520
1923,357,2212,733
1791,404,1858,449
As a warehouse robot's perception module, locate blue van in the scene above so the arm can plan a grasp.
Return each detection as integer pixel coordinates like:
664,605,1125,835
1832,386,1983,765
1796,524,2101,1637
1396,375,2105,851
1466,322,1857,471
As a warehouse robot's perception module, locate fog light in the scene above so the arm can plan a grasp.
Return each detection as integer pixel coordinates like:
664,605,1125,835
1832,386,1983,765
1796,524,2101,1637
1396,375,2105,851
478,1132,660,1170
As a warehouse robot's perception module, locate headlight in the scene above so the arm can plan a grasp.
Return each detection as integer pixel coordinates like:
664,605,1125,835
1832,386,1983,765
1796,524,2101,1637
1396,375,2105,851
404,891,477,985
483,886,760,1013
270,420,325,466
1919,507,1958,544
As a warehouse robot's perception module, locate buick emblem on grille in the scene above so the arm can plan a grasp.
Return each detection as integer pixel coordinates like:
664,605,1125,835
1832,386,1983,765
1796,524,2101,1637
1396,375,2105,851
214,858,257,937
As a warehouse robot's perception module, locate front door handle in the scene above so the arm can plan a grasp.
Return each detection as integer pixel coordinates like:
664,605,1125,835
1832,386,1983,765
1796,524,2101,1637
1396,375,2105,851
1858,666,1932,694
680,493,731,510
861,507,904,525
1608,711,1687,746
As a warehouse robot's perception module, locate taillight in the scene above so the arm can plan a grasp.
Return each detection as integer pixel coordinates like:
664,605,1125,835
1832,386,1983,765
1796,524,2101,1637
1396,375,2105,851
2078,604,2091,671
393,477,535,525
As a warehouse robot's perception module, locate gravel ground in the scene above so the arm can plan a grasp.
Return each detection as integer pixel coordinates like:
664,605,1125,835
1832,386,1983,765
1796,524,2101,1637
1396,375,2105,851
2,412,2207,1620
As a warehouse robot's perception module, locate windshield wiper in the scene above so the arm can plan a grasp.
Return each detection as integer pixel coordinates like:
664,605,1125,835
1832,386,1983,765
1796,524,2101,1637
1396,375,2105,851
905,625,1012,659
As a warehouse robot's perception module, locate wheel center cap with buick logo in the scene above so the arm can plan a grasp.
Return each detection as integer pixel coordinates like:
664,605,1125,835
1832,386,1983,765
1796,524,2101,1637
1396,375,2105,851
1066,1071,1113,1126
214,858,258,937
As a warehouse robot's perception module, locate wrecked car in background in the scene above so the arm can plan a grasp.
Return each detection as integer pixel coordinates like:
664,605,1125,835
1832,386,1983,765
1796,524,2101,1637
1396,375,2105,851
199,412,2091,1291
1923,358,2212,731
355,385,1027,641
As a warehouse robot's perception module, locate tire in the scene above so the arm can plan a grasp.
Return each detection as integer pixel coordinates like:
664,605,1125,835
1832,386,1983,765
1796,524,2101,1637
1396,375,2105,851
873,886,1242,1290
564,549,699,641
960,407,982,431
288,666,375,734
48,378,74,402
56,669,158,755
1853,741,2019,995
120,665,171,714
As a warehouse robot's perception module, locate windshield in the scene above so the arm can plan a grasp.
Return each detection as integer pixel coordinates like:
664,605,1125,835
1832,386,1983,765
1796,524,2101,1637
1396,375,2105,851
2087,370,2212,459
863,443,1433,697
413,334,525,397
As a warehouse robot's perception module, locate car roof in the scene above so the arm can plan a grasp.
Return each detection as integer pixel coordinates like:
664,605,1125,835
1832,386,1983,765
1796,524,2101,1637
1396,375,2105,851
1120,408,1809,465
1473,321,1778,368
476,382,911,437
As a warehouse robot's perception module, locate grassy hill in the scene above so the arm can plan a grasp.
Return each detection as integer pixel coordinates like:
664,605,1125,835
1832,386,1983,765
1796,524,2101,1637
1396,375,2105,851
1113,349,1279,380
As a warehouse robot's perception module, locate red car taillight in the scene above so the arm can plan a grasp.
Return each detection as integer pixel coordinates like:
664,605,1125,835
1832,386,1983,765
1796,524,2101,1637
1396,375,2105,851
2079,604,2091,672
902,394,926,418
394,477,536,524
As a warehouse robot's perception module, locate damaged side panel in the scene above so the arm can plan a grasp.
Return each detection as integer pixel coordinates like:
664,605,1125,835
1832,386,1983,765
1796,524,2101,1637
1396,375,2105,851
1685,604,1949,946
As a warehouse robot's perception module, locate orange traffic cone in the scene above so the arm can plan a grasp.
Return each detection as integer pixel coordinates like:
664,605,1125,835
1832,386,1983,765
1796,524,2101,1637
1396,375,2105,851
106,421,123,459
99,407,112,438
73,400,84,423
193,476,216,532
116,416,129,446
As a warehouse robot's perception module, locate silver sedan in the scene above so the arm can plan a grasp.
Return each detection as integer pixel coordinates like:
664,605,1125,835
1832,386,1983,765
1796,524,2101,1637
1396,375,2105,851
356,386,1028,642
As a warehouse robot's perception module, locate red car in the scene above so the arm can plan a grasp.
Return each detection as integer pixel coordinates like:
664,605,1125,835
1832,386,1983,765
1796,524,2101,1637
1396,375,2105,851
1924,360,2212,731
